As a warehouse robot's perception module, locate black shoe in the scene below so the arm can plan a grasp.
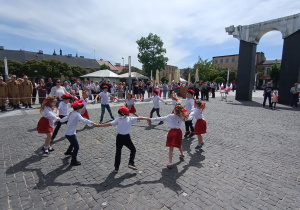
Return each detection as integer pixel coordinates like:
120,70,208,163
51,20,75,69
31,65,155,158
158,121,164,125
29,104,33,108
64,151,73,156
16,106,21,109
70,161,81,166
128,163,138,170
48,147,55,152
25,105,28,108
184,131,190,137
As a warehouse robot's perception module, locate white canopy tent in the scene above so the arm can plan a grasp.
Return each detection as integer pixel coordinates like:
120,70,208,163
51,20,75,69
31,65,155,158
80,69,121,83
118,72,148,80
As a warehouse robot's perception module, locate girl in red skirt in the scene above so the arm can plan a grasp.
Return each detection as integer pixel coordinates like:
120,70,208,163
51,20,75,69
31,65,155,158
37,96,60,154
150,105,189,169
189,99,207,150
117,93,140,117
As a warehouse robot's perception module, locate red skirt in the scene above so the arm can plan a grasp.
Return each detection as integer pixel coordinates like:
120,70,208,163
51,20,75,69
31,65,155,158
37,117,53,134
81,109,90,119
166,129,182,148
194,119,206,135
129,104,136,113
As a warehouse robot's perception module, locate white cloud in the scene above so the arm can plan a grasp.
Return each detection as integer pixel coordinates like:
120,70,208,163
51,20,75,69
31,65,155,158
0,0,299,68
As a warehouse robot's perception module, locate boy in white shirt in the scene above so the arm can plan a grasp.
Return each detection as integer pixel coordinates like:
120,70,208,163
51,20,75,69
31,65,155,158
60,100,100,166
51,94,72,142
143,89,167,125
94,85,116,123
184,89,195,137
98,106,150,172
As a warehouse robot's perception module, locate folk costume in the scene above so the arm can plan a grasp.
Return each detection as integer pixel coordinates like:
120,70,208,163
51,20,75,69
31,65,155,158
184,89,195,137
51,94,72,141
143,89,166,125
37,98,60,134
60,100,93,166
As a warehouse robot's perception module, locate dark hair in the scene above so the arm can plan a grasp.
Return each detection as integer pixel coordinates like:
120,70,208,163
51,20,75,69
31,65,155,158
118,110,128,116
73,105,84,110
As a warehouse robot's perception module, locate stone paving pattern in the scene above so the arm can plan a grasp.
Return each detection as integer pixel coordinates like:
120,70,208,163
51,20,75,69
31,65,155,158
0,92,300,210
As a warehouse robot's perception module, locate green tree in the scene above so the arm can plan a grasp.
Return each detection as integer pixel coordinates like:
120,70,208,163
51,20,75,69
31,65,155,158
215,77,225,84
22,60,42,78
118,66,145,75
7,60,23,77
137,33,168,77
193,57,214,81
161,76,168,83
71,66,88,77
268,64,280,89
100,64,110,70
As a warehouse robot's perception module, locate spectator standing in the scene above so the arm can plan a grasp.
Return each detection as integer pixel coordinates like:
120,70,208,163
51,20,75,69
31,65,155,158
168,83,174,98
290,83,300,108
63,81,71,93
211,81,216,98
49,79,69,107
20,75,33,108
72,80,80,98
158,82,163,97
162,82,168,99
83,80,92,100
32,79,37,104
46,78,54,95
0,76,8,111
37,78,47,106
262,82,274,108
90,80,96,99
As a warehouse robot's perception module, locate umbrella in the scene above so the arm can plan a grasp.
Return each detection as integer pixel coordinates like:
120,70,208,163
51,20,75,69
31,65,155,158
195,68,199,82
156,69,159,84
168,74,172,85
188,73,191,85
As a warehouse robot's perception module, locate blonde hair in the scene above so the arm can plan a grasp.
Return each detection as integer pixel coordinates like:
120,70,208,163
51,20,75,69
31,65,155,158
40,99,57,113
194,99,206,110
174,105,189,121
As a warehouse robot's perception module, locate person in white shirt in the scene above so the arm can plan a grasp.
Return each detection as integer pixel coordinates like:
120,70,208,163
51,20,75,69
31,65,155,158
150,105,189,169
98,106,150,172
60,100,100,166
184,89,195,138
189,99,207,150
143,89,167,125
94,85,116,123
167,93,181,109
117,93,140,117
37,96,60,155
49,80,69,108
51,94,72,142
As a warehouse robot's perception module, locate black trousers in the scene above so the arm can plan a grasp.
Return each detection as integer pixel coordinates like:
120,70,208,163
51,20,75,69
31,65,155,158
291,94,298,107
52,115,67,140
211,88,215,98
65,135,79,162
150,108,161,118
185,120,194,132
115,134,136,170
263,94,271,107
195,88,199,99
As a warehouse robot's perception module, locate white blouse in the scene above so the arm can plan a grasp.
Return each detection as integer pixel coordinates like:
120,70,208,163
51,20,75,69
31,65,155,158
58,102,71,116
118,98,140,110
111,117,138,135
185,98,194,114
42,106,60,127
61,111,92,135
151,114,184,129
189,107,205,120
143,95,165,108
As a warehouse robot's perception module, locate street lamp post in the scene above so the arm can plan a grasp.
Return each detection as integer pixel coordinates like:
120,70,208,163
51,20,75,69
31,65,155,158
122,57,124,68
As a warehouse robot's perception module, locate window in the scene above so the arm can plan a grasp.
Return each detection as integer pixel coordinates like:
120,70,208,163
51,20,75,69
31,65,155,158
226,58,229,63
232,58,235,63
215,60,218,64
220,59,223,64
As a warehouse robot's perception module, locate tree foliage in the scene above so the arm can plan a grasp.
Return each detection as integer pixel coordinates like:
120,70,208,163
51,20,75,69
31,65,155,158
215,77,225,84
268,64,280,89
0,59,89,78
193,57,214,81
118,66,145,75
137,33,168,77
100,64,110,70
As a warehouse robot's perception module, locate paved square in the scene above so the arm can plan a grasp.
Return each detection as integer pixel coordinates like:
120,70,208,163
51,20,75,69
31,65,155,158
0,92,300,209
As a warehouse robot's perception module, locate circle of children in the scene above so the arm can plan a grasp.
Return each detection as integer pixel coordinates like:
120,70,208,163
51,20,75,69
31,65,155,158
36,85,207,172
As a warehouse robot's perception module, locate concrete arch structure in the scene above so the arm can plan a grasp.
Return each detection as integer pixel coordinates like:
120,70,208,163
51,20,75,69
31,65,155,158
226,13,300,104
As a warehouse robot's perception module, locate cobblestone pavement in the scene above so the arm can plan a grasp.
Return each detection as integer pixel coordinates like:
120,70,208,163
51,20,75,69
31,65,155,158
0,91,300,210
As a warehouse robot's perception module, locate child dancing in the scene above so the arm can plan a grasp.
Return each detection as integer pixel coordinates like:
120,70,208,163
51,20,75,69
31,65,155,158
37,96,60,154
117,92,140,117
51,94,72,142
60,100,100,166
189,99,207,150
150,105,189,169
98,106,150,172
184,89,195,137
143,89,166,125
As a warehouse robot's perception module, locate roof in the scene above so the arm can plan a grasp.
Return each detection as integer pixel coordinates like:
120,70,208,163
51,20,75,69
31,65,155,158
80,69,120,78
118,72,148,79
97,60,119,72
0,49,100,69
262,60,281,65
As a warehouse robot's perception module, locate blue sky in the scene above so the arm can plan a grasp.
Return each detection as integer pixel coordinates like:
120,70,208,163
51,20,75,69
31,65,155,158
0,0,298,69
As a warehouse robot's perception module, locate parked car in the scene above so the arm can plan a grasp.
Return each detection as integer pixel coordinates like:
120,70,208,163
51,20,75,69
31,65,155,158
257,84,267,90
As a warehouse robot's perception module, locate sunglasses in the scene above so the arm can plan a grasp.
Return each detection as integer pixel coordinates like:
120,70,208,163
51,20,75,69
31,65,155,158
56,81,61,83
